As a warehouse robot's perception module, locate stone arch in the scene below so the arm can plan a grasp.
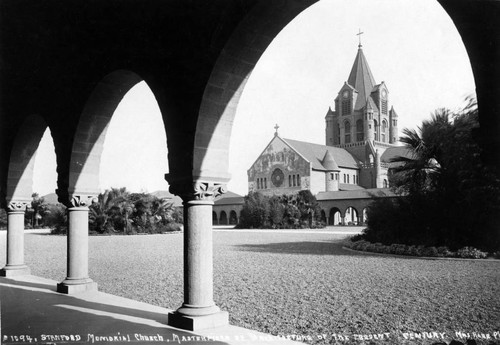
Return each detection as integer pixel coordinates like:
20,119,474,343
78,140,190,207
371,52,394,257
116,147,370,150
67,70,145,201
320,209,327,224
212,211,218,225
220,210,228,225
362,208,369,224
328,207,342,225
229,210,238,225
6,115,50,204
345,206,359,225
193,1,318,183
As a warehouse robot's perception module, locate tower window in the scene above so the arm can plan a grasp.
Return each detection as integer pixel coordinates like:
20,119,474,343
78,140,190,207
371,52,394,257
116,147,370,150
344,121,351,144
356,119,364,141
297,174,301,186
382,100,388,114
342,99,351,116
293,175,296,187
289,175,292,187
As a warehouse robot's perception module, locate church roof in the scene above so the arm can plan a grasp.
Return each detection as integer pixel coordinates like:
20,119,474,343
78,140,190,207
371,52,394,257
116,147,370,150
283,138,360,170
347,47,376,111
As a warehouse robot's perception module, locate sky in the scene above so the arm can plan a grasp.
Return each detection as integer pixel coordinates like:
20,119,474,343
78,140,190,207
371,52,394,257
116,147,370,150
32,0,476,197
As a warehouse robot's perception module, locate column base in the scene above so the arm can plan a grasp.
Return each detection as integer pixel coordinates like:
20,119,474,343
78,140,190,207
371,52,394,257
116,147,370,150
168,310,229,331
57,278,98,294
0,265,31,277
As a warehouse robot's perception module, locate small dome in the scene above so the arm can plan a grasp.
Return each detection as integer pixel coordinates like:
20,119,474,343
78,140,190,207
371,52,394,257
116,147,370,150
322,150,340,171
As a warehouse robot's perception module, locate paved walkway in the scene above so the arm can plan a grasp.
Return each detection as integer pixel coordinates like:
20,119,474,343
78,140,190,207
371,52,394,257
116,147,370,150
1,275,303,345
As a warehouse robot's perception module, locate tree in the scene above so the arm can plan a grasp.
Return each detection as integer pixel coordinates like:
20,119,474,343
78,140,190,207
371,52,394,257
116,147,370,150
366,99,500,252
29,193,48,228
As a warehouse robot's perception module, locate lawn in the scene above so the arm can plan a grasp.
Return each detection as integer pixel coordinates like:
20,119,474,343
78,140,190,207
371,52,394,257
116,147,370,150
1,229,499,344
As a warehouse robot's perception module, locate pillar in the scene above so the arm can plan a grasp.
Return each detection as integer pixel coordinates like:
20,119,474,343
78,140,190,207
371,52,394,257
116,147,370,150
57,194,97,294
0,201,31,277
168,180,229,331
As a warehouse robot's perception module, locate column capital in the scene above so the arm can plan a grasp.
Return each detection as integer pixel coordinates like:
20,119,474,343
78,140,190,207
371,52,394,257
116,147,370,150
165,174,228,202
69,194,98,208
7,201,30,212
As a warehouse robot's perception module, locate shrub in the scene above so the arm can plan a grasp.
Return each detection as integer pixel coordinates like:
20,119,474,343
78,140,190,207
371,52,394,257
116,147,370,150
456,247,487,259
422,246,439,257
237,191,324,229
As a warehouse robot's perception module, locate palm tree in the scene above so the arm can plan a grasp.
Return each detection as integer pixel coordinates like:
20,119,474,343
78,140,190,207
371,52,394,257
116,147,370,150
390,109,451,194
31,193,48,228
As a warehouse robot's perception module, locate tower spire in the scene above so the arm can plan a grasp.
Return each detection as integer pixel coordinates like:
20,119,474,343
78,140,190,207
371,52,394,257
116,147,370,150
356,28,364,48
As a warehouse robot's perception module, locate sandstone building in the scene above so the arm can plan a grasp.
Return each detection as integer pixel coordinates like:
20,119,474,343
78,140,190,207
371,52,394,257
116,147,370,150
245,43,411,224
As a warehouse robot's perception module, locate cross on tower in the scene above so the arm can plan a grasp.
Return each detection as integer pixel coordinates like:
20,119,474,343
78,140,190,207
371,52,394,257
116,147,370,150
274,124,279,136
357,28,364,48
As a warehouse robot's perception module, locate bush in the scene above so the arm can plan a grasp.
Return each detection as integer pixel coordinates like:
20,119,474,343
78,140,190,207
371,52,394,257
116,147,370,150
456,247,487,259
237,191,324,229
347,238,494,259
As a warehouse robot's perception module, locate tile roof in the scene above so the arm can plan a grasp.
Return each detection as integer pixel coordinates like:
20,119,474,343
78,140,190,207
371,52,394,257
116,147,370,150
214,196,244,206
283,138,360,170
339,184,365,191
317,188,396,200
381,146,413,167
214,191,244,205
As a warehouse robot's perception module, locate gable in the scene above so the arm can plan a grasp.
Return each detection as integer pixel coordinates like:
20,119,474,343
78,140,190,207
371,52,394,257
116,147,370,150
247,136,310,179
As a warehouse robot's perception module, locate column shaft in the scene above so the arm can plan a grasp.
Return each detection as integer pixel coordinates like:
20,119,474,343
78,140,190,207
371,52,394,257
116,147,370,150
57,205,97,294
182,200,216,312
167,180,228,331
1,208,30,276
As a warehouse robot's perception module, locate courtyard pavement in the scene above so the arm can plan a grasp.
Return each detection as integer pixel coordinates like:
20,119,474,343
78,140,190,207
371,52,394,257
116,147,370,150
1,274,304,345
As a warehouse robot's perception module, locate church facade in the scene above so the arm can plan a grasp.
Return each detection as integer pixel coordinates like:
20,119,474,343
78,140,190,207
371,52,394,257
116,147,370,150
246,42,408,224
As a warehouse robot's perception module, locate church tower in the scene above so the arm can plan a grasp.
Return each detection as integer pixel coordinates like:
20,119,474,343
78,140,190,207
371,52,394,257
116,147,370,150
324,38,399,150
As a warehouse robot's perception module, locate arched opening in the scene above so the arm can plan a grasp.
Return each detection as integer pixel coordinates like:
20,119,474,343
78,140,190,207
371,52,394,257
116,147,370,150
328,207,342,226
345,206,359,225
220,211,228,225
344,120,351,144
362,208,369,224
320,209,327,224
229,210,238,225
212,211,218,226
2,114,50,276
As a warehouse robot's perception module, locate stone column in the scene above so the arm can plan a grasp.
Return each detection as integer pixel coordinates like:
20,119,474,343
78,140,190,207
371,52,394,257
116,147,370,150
168,181,229,331
0,201,31,277
57,194,97,294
